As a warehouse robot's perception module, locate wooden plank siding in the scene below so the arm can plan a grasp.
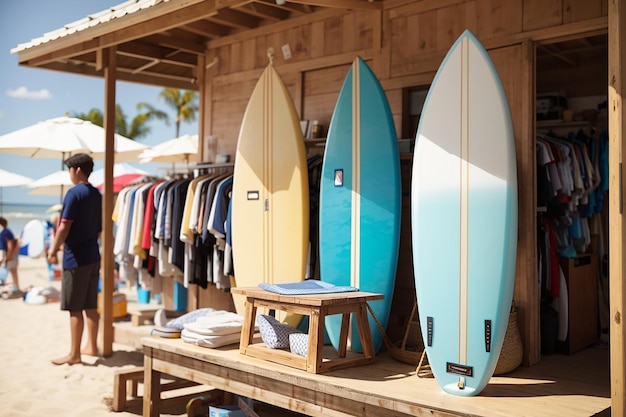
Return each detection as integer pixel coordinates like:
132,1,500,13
200,0,610,371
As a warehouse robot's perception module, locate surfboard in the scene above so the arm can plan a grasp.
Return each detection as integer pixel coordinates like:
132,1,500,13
231,64,309,326
19,219,47,258
411,30,518,396
319,57,401,353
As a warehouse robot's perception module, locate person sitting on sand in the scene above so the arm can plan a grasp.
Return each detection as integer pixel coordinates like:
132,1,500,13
0,216,20,290
47,153,102,365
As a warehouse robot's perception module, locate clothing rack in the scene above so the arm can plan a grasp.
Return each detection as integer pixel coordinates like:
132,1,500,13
124,175,161,188
192,162,234,177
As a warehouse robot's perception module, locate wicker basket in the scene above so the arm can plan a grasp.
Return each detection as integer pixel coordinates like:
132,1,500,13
387,301,425,366
494,302,524,375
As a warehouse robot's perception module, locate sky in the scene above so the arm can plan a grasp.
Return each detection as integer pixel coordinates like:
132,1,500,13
0,0,198,206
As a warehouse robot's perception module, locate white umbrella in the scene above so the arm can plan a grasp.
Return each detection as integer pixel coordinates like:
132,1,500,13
0,169,34,214
28,163,150,196
90,162,150,192
0,169,33,187
0,115,149,163
138,134,198,166
27,170,72,197
46,203,63,213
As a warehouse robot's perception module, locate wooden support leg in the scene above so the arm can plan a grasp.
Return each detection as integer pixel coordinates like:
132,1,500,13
143,347,161,417
113,367,144,412
113,374,127,412
113,367,143,411
338,312,350,358
307,308,323,373
239,297,257,353
356,302,375,359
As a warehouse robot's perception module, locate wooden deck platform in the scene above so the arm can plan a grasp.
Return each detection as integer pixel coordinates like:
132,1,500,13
141,336,610,417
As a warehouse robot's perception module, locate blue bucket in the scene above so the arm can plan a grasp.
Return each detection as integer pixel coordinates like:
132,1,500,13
137,288,151,304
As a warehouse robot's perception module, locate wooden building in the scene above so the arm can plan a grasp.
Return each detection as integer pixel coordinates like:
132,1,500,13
11,0,625,415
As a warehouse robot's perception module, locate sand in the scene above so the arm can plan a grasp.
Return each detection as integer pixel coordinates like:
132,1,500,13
0,255,188,417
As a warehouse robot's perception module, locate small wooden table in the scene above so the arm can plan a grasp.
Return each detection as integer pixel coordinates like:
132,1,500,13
231,287,384,374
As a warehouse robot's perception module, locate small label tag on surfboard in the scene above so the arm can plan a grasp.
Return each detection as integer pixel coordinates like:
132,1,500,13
427,316,433,346
334,169,343,187
485,319,492,352
446,362,474,377
247,191,259,200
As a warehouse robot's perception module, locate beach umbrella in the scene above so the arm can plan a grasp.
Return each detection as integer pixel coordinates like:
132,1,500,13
90,162,150,192
0,169,33,188
26,170,73,197
0,168,34,215
28,163,151,197
0,115,149,163
138,134,198,168
45,203,63,213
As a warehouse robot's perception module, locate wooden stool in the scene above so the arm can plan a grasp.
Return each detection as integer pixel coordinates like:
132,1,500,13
113,367,145,411
231,287,384,374
113,366,216,412
129,308,159,327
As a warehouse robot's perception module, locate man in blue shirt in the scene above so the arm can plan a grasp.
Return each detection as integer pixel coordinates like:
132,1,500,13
0,217,19,289
48,153,102,365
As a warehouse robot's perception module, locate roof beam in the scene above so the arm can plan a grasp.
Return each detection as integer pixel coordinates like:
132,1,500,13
42,60,198,90
208,5,345,47
264,1,314,14
207,8,262,30
183,20,232,39
17,1,218,65
234,3,292,21
216,0,256,8
287,0,382,10
215,0,310,15
20,38,101,68
117,42,197,68
141,33,207,55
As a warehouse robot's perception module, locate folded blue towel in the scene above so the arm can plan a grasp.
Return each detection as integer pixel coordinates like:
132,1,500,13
258,280,359,295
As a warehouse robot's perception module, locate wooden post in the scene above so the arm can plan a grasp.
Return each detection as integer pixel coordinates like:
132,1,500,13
521,39,541,366
100,46,117,357
185,53,207,312
143,347,160,417
608,0,626,415
197,53,206,163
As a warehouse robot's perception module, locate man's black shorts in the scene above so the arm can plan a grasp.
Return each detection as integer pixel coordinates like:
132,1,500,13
61,261,100,311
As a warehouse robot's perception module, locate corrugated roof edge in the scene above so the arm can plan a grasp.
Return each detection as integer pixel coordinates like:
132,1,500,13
10,0,165,54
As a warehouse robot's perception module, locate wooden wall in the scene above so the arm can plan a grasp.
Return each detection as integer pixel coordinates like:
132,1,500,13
199,0,608,367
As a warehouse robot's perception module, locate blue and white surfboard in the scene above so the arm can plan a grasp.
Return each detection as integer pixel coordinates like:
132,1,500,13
412,30,518,396
320,57,401,353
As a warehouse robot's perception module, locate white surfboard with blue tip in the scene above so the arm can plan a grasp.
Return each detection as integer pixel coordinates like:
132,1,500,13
411,30,518,396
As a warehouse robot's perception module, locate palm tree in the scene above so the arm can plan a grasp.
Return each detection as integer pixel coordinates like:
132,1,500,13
73,103,168,140
74,108,103,127
158,88,198,138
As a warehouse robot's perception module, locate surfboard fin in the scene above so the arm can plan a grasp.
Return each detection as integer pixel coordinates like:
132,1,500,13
427,316,433,346
485,319,492,352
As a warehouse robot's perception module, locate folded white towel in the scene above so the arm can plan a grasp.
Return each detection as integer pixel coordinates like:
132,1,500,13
194,310,244,325
183,320,243,336
181,328,242,348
